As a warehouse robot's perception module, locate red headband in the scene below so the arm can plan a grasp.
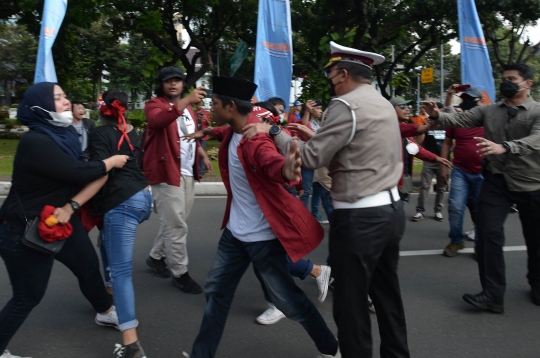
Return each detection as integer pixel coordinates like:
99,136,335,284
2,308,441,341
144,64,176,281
100,100,133,152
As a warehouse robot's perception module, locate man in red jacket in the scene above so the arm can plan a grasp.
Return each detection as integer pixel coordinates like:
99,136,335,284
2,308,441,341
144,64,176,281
143,66,212,294
182,76,339,358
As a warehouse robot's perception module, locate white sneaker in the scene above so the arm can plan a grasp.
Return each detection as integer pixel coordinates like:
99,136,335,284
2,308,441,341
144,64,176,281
256,303,285,325
434,212,444,222
315,265,331,303
95,306,120,330
1,350,31,358
411,212,424,221
316,347,341,358
465,226,476,241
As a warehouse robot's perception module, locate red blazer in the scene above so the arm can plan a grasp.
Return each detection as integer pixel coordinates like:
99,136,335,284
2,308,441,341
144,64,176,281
143,96,201,186
211,114,324,262
398,123,437,188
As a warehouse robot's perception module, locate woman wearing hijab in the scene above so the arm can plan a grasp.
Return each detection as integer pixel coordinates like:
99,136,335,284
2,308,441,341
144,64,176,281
88,90,152,358
0,82,129,358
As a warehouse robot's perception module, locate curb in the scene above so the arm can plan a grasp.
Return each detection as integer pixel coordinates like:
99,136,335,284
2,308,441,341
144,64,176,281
0,181,228,197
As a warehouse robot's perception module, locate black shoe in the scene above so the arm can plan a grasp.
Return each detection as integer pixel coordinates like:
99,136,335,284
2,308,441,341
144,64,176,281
146,256,171,278
462,292,504,313
532,287,540,306
113,341,146,358
173,272,203,294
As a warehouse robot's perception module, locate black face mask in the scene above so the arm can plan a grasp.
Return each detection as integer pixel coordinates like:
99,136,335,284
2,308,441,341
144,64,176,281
459,100,478,111
327,77,337,97
499,80,522,99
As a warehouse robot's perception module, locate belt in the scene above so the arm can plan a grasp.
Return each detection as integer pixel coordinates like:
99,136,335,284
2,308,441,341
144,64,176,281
333,187,399,209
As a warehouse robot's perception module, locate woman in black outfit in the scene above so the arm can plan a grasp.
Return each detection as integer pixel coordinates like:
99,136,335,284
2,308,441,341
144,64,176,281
0,82,129,357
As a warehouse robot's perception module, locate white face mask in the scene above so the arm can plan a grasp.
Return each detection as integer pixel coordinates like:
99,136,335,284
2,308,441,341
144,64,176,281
405,142,419,155
30,106,73,127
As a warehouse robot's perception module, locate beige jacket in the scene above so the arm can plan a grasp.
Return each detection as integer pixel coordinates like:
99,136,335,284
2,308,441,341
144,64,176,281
275,84,403,202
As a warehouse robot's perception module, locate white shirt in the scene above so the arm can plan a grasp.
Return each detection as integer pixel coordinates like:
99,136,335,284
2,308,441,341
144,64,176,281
226,133,275,242
310,119,321,132
174,106,196,176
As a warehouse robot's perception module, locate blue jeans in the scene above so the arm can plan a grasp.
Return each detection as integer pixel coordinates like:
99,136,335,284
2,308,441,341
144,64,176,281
448,167,483,244
102,188,152,332
199,140,207,176
300,168,314,208
312,182,334,221
190,228,338,357
97,232,111,288
254,256,314,302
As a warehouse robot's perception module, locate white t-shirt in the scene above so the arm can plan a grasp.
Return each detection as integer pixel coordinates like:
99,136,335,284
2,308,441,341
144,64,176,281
226,133,275,242
174,107,196,176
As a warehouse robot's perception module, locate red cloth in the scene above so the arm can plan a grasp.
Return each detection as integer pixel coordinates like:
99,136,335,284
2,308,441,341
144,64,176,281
77,201,103,232
38,205,73,243
445,127,485,174
143,97,201,186
196,109,211,140
397,124,438,188
211,114,323,262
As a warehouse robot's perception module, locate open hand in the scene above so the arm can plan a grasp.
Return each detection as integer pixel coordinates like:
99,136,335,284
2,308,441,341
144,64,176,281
474,137,506,157
435,156,453,169
282,139,301,182
182,130,205,142
421,101,441,118
287,123,315,140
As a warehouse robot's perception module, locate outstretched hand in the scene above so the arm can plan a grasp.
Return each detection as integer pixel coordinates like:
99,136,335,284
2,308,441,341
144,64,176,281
287,123,315,140
282,139,302,182
242,123,272,140
421,101,441,118
182,130,205,142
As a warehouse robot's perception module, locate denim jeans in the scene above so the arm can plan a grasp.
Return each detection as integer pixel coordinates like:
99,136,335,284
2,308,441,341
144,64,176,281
190,228,338,357
97,232,111,287
0,219,112,352
199,140,207,176
312,182,334,222
254,255,314,302
447,167,483,244
300,168,314,208
102,188,152,331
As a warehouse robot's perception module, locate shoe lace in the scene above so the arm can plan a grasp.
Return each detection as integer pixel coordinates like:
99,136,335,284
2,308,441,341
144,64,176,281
113,344,125,357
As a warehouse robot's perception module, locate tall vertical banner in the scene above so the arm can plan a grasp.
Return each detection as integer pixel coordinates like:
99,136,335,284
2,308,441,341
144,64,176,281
34,0,68,83
457,0,495,103
254,0,293,109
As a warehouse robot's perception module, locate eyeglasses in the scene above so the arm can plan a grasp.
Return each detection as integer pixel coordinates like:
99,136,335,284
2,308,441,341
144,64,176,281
397,104,409,110
324,68,344,78
278,108,285,113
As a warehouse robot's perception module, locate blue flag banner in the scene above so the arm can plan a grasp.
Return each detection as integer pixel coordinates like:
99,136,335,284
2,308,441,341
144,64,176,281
34,0,68,83
457,0,495,103
254,0,293,109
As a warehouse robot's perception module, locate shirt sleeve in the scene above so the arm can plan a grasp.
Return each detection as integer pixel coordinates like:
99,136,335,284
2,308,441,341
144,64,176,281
145,98,182,129
507,117,540,155
437,105,485,128
89,128,115,161
399,123,420,137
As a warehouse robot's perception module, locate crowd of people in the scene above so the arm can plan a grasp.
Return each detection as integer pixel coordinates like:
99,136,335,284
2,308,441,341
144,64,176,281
0,40,539,358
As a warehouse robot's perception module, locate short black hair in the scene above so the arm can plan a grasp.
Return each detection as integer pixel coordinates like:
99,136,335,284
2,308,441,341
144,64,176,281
253,101,279,116
267,97,286,108
336,62,372,82
503,63,534,81
216,94,252,115
154,82,165,97
71,100,84,110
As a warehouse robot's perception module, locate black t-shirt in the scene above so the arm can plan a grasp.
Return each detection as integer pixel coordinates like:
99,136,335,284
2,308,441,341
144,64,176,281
89,125,148,215
422,128,446,156
0,130,106,232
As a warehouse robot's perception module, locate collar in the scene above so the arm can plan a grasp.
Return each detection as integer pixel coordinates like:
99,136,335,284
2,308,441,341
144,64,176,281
498,96,535,110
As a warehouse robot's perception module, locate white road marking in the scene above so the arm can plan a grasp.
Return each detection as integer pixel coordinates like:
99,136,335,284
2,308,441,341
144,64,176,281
400,246,527,256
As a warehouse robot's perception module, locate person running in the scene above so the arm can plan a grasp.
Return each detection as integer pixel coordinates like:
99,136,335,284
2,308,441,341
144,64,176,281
0,82,127,357
89,91,153,358
182,76,339,358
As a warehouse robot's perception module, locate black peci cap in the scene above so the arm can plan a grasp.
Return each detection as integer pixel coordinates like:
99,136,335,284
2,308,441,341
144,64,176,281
156,66,186,82
212,76,257,101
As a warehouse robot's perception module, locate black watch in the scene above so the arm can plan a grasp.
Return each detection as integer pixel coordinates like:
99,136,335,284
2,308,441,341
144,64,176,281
69,200,80,212
501,141,511,154
269,125,282,138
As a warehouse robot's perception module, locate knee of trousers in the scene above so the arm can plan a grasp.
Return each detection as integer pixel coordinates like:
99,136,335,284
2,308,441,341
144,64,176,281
10,293,45,314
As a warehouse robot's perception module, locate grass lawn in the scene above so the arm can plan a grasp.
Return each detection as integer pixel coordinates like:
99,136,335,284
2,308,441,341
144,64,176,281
0,140,19,176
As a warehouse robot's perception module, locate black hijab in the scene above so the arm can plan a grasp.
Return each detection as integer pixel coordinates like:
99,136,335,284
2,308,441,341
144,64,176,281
17,82,85,160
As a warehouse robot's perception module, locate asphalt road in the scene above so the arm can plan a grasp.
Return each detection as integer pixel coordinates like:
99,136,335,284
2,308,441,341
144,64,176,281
1,194,539,358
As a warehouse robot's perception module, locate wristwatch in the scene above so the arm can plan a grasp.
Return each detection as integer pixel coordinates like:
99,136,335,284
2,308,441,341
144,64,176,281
501,141,511,154
269,125,282,138
69,200,80,212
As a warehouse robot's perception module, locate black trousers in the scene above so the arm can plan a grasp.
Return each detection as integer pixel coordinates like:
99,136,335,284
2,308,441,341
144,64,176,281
330,203,410,358
476,172,540,304
0,218,112,352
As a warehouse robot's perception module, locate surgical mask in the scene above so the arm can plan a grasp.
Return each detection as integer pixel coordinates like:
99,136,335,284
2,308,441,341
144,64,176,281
405,142,419,155
499,80,526,99
279,114,285,123
30,106,73,127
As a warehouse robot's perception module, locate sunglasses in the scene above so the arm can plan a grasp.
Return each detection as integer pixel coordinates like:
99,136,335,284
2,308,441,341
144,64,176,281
397,104,409,110
324,68,344,78
278,108,285,113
